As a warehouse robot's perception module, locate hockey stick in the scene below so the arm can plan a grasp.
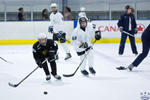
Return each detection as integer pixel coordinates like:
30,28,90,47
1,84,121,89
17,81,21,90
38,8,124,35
0,57,13,64
122,31,135,37
8,58,56,88
63,40,97,77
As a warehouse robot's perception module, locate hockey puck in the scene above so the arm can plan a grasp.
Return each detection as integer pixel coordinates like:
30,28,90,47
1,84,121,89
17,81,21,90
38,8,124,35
116,66,127,70
43,91,48,95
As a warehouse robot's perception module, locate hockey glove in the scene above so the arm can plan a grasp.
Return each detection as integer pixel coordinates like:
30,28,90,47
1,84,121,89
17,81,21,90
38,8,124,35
79,42,88,48
85,46,93,52
95,31,101,40
37,61,43,68
119,27,123,33
57,31,64,38
134,28,138,34
48,26,53,33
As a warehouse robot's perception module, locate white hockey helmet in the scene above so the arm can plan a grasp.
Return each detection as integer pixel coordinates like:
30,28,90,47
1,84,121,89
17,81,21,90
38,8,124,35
37,33,47,46
80,7,85,12
50,3,57,8
37,33,47,40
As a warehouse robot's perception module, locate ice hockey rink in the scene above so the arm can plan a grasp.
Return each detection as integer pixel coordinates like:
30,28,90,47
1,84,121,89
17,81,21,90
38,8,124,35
0,43,150,100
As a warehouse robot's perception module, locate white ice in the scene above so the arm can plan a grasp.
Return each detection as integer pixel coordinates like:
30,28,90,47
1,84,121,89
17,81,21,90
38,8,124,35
0,43,150,100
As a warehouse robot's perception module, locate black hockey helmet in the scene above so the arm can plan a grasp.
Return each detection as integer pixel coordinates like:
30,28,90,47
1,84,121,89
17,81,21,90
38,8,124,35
79,17,87,24
125,5,131,10
125,5,134,13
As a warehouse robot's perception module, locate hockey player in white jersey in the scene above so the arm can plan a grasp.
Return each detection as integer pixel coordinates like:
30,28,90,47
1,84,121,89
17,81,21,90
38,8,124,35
71,17,101,76
48,3,72,60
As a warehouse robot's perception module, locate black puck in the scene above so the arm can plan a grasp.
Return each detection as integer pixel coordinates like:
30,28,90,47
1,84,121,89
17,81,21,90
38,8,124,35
116,66,127,70
44,91,48,95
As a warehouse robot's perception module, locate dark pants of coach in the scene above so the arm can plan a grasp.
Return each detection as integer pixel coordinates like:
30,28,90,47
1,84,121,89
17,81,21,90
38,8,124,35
132,37,150,67
119,31,138,54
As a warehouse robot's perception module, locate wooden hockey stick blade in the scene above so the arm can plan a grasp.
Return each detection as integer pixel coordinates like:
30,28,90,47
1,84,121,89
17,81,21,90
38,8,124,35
116,66,127,70
8,82,18,88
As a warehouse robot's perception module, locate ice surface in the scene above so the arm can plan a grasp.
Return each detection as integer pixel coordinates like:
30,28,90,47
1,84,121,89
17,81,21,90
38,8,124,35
0,43,150,100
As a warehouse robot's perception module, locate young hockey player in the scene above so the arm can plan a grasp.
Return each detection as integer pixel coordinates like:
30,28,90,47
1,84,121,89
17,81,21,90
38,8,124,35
32,33,61,81
118,5,138,55
71,17,101,76
48,3,72,60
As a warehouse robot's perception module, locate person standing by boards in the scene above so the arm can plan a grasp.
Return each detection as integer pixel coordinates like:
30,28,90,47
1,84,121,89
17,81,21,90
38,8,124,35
118,5,138,55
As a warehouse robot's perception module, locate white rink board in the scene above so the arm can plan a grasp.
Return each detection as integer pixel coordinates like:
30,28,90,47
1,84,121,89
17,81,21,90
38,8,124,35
0,21,73,40
0,20,149,40
92,20,150,38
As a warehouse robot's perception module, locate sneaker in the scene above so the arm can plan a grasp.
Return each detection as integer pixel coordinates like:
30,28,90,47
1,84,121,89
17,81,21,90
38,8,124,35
64,53,72,60
46,75,51,81
53,75,61,80
89,67,96,74
81,70,89,76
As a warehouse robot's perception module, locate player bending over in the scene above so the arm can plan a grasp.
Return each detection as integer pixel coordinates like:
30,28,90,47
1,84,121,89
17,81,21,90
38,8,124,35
71,17,101,76
48,3,72,60
32,33,61,81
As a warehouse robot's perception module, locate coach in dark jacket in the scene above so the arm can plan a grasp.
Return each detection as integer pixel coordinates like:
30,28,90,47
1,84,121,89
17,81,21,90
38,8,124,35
117,5,138,55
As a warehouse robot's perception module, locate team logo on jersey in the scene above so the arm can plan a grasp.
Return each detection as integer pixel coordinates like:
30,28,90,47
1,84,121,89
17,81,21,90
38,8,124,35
42,49,48,56
72,36,77,40
140,92,150,100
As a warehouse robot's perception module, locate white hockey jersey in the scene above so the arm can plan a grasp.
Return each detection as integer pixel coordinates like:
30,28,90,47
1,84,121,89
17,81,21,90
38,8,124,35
49,11,64,33
71,23,95,53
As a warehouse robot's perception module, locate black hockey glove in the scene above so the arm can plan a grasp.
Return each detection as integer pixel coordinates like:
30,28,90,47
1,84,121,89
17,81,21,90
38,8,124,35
79,42,88,48
119,27,123,33
59,32,66,43
48,26,53,33
95,31,101,40
134,28,138,34
37,61,43,68
48,52,58,62
85,46,93,52
57,31,64,38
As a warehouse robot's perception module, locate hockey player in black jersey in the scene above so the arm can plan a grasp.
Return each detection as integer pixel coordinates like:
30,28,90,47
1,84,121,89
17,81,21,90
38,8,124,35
32,33,61,80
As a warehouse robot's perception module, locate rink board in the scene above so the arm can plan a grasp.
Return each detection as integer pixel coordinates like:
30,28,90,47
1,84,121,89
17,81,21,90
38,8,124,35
0,20,149,45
